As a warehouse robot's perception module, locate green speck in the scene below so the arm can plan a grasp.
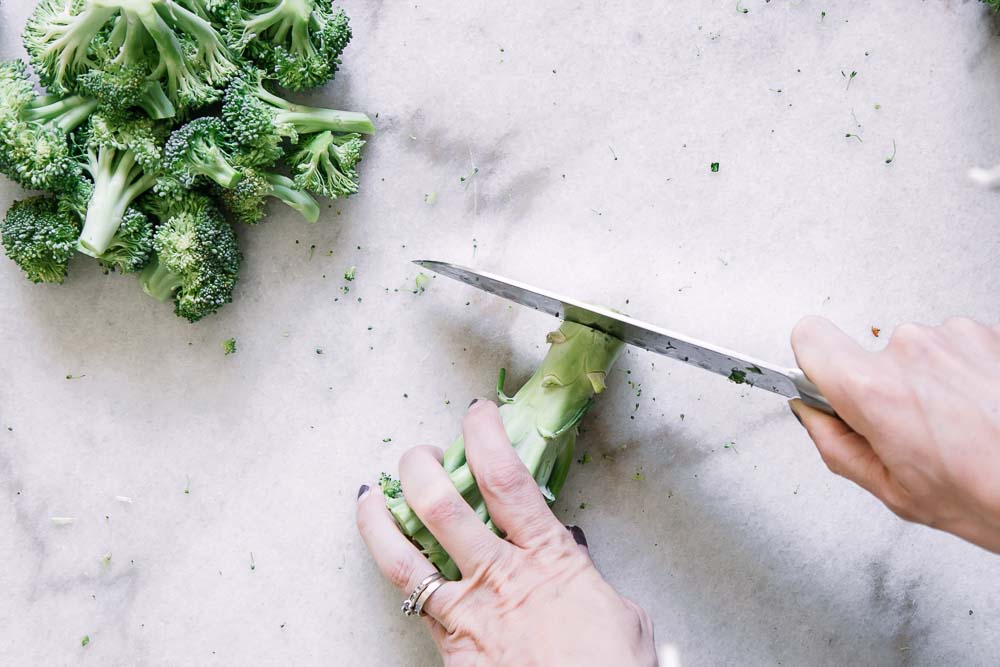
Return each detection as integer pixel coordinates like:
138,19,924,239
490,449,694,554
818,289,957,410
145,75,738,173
65,374,85,380
81,636,90,647
414,272,430,294
874,103,881,110
736,0,748,13
724,442,740,454
250,552,255,571
424,192,438,205
577,453,592,465
382,437,392,443
222,338,236,355
633,471,645,481
728,369,748,384
885,139,896,164
710,162,720,173
579,502,588,509
344,266,356,281
183,475,191,495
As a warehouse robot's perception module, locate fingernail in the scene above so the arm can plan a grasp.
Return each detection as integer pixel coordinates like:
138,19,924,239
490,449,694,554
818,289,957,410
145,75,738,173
467,397,488,411
468,398,480,408
788,400,804,427
566,524,588,548
357,484,370,500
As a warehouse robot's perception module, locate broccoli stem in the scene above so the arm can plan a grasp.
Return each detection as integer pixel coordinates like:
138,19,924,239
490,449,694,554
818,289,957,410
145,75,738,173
139,255,182,301
198,148,241,188
21,96,98,132
267,173,321,223
44,4,117,79
78,148,157,257
138,82,176,120
386,321,624,580
276,109,376,135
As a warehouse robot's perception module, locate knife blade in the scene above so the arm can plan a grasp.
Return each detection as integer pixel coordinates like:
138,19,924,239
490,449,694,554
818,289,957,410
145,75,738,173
414,260,835,416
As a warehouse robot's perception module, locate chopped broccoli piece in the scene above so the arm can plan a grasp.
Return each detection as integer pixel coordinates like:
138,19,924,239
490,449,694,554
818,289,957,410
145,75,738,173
218,166,321,224
139,194,242,322
222,337,237,354
1,196,80,284
165,117,243,189
289,130,364,199
97,207,155,274
378,472,401,499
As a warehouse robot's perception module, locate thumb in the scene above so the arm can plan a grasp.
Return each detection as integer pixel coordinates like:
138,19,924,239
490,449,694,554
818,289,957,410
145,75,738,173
789,399,892,502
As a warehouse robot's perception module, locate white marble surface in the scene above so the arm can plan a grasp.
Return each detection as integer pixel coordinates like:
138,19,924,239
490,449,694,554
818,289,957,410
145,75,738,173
1,1,999,664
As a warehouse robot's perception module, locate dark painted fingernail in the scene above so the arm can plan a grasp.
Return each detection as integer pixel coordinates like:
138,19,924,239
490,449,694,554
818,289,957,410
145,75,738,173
357,484,370,500
468,398,480,408
566,524,588,548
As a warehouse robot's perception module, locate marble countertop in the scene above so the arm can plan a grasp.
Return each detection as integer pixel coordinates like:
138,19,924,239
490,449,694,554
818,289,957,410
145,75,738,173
1,1,999,664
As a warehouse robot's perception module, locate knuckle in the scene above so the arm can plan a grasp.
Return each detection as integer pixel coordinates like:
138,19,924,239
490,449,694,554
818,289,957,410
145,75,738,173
479,460,531,496
386,555,419,591
423,495,465,525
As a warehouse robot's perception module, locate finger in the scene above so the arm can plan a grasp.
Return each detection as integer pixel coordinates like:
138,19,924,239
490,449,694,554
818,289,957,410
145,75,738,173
790,316,873,427
399,445,507,576
356,483,456,622
790,399,894,501
463,400,562,547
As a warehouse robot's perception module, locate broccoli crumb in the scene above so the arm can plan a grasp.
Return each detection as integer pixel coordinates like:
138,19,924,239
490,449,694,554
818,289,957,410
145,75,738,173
81,635,90,648
379,472,402,499
710,162,720,173
728,369,748,384
222,338,237,355
414,272,430,294
344,266,356,281
633,471,645,481
577,453,592,465
579,502,588,509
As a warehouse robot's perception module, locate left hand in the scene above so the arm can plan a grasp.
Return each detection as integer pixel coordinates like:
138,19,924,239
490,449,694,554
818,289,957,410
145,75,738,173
356,400,658,666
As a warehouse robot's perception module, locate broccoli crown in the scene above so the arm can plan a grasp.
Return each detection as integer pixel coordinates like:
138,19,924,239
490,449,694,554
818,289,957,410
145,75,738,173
1,196,80,284
98,207,154,273
25,0,237,111
222,0,352,90
289,130,363,199
165,117,242,189
76,67,177,121
141,194,242,322
218,166,320,224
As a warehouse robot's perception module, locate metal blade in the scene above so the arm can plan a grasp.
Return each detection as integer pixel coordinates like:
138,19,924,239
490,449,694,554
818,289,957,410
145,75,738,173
414,260,804,399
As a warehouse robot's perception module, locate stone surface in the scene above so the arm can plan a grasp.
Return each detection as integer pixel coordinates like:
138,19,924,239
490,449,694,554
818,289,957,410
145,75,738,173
1,1,999,665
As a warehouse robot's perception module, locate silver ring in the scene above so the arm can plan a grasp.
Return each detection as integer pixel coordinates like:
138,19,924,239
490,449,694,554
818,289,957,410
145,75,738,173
401,572,445,617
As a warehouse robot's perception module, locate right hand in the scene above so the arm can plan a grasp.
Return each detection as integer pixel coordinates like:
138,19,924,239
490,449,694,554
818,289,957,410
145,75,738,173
789,316,1000,553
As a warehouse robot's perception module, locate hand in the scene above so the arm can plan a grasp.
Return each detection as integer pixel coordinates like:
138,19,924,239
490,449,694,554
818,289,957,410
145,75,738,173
356,400,658,666
790,316,1000,553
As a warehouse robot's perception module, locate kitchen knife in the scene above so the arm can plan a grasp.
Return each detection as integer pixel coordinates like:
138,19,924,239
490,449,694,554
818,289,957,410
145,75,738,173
414,260,835,416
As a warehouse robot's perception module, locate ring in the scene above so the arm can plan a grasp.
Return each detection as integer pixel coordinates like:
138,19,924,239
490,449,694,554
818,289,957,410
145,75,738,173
401,572,446,617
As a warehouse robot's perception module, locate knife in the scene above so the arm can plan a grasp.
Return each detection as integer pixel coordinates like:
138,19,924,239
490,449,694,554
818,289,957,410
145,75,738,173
414,260,836,416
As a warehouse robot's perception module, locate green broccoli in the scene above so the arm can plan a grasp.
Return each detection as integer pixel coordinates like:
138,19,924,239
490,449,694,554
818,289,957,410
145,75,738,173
140,194,242,322
221,0,353,90
165,117,243,189
76,114,165,258
76,66,177,120
0,60,97,191
218,166,321,224
222,68,375,149
289,130,364,199
1,197,80,284
24,0,237,110
385,321,624,580
97,208,155,273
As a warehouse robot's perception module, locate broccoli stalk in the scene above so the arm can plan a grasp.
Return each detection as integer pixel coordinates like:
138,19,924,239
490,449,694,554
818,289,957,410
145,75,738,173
290,130,364,199
219,166,321,224
384,321,624,580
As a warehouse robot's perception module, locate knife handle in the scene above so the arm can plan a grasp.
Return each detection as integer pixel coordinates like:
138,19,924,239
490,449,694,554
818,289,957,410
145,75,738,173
787,369,837,417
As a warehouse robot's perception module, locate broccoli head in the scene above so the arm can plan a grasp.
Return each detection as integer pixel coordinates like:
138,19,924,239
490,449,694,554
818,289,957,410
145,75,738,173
76,66,177,120
140,194,242,322
1,197,80,284
289,130,364,199
218,166,320,224
98,207,155,273
222,0,352,90
165,117,243,189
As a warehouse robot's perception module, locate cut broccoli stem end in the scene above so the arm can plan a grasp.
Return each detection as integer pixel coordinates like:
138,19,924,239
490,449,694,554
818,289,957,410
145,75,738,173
139,255,183,302
138,82,177,120
22,96,98,133
267,173,320,222
277,109,376,136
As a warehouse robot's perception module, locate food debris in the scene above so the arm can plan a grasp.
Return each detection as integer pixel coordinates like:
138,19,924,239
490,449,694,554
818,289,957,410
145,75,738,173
50,517,76,525
842,70,858,90
250,552,256,571
728,369,748,384
65,374,86,380
222,338,237,355
414,272,430,294
424,191,438,205
633,470,645,481
577,453,592,465
115,495,132,504
344,266,356,282
710,162,720,173
101,552,112,567
885,139,896,164
81,635,90,647
871,326,881,337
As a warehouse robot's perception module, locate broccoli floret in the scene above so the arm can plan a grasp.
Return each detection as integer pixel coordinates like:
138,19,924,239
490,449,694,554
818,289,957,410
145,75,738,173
218,166,320,224
76,114,165,258
378,472,402,499
76,66,177,120
0,60,97,191
222,68,375,149
165,117,243,189
221,0,352,90
1,197,80,284
140,194,242,322
24,0,238,111
289,130,364,199
98,207,155,273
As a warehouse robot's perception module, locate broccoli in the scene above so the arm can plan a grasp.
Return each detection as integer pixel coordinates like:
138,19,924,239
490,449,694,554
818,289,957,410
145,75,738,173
218,166,321,224
76,114,165,258
24,0,238,110
165,117,243,189
221,0,353,90
378,472,401,499
222,68,375,149
384,321,624,580
289,130,364,199
98,207,155,273
0,60,97,191
76,67,177,120
1,197,80,284
140,194,242,322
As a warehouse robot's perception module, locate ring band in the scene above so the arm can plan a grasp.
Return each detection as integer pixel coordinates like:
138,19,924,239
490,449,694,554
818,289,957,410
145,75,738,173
402,572,445,617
